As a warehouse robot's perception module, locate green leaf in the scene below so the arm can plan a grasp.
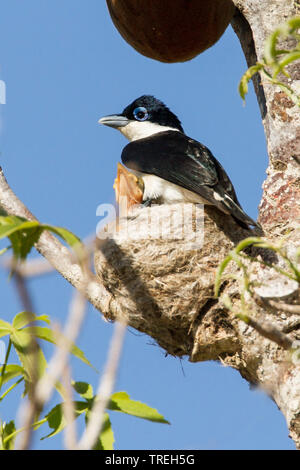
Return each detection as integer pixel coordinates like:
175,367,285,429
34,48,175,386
238,64,263,101
72,381,94,400
264,28,280,64
0,246,10,256
0,215,82,262
0,216,43,260
24,326,55,342
12,312,50,330
9,226,44,260
108,392,170,424
84,411,114,450
10,329,47,384
274,51,300,77
1,421,16,450
214,253,233,297
42,225,84,263
0,364,24,386
24,326,95,369
239,16,300,107
287,16,300,32
0,378,24,402
0,319,13,338
40,404,66,440
111,391,129,400
67,341,95,370
99,414,114,450
0,207,8,216
0,216,38,239
42,225,81,248
41,401,88,440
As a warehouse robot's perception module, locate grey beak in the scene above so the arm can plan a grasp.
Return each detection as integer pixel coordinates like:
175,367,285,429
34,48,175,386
98,114,129,128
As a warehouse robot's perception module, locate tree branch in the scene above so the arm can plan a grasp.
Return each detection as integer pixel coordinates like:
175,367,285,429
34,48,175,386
78,321,126,450
0,166,112,316
15,289,87,449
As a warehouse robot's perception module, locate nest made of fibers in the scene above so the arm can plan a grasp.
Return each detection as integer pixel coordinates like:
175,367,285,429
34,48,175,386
94,203,243,336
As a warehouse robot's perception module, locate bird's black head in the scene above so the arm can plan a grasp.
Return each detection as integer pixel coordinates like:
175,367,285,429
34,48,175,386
121,95,184,133
99,95,184,141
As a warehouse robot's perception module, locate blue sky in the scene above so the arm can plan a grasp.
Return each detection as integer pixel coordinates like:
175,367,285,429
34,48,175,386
0,1,295,450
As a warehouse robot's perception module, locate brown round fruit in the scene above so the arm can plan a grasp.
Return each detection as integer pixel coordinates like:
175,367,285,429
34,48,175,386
106,0,235,63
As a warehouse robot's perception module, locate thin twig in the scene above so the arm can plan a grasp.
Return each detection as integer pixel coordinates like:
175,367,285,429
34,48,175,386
10,258,53,278
36,290,87,404
15,290,87,449
0,166,112,314
282,320,300,334
268,299,300,315
11,272,39,450
253,291,300,315
77,321,127,450
237,313,294,349
62,364,78,450
13,271,35,312
2,233,101,279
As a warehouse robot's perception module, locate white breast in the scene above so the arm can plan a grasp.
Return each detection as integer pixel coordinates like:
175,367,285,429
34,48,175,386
140,173,210,205
120,121,180,142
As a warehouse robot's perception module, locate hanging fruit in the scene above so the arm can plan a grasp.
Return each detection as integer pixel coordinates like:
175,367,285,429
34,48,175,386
106,0,235,63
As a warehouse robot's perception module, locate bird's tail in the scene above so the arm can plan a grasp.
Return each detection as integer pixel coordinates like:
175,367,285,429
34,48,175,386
231,214,257,230
214,185,259,230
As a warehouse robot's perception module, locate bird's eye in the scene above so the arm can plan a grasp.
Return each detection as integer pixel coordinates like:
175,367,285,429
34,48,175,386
133,107,149,121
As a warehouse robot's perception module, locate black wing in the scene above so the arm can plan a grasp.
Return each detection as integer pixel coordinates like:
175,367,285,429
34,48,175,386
121,131,257,228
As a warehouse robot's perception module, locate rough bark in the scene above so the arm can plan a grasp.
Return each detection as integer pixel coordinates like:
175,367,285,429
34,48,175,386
231,0,300,233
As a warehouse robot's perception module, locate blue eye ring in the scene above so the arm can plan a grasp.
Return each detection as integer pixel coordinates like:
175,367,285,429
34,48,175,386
133,106,149,121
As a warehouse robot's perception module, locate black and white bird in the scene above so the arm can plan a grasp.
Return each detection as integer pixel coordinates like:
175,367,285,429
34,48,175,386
99,95,257,229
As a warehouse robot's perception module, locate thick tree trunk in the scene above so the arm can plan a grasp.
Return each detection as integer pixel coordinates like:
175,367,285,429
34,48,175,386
230,0,300,448
95,0,300,448
231,0,300,232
